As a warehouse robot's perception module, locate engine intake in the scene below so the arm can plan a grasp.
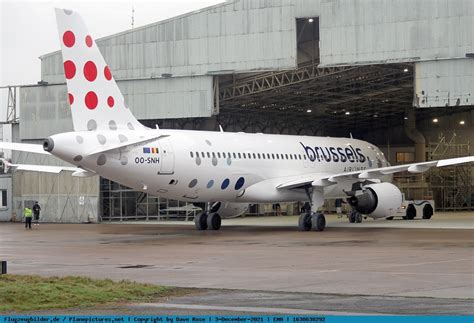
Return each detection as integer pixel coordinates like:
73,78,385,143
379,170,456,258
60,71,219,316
347,182,402,218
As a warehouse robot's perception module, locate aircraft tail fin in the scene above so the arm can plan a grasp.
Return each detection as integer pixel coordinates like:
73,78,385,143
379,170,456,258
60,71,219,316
54,8,143,131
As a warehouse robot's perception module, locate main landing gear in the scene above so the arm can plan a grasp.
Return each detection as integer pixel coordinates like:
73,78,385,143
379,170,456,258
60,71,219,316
298,212,326,231
298,186,326,232
194,206,222,231
349,209,363,223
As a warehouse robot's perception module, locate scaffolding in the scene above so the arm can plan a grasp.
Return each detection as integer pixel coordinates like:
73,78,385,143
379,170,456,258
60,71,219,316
428,133,472,211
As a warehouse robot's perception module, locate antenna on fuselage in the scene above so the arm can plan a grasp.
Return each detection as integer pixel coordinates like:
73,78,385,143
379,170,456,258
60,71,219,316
349,132,353,139
218,125,224,132
155,124,160,129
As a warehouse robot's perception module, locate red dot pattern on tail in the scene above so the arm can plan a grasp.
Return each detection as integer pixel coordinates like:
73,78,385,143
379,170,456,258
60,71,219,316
63,31,75,47
64,60,76,79
104,66,112,80
83,61,97,82
68,93,74,105
107,96,114,108
85,91,98,110
85,35,93,47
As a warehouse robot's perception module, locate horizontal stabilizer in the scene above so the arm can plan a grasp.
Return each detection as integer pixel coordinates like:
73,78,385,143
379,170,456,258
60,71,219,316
2,158,89,174
86,134,169,155
0,142,50,155
71,169,96,177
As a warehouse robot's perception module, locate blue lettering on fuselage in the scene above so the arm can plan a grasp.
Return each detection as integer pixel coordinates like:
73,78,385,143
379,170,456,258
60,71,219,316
300,142,366,163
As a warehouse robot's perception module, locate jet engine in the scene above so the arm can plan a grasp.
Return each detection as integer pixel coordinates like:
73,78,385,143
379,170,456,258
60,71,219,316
210,202,249,219
347,182,402,218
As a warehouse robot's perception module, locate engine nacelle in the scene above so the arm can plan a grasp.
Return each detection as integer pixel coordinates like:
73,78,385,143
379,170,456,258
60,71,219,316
347,182,402,218
211,202,249,219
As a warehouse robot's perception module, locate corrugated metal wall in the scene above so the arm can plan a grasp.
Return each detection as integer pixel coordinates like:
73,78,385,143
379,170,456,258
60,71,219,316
319,0,473,66
19,76,213,139
41,0,297,83
414,59,473,108
12,149,99,223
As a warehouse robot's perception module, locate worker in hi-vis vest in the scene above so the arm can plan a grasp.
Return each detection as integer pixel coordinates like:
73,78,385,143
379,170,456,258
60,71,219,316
24,207,32,230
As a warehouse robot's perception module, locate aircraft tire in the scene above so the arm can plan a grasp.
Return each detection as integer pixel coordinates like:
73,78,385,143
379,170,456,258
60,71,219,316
298,213,312,231
194,212,208,230
207,212,222,230
356,212,363,223
311,213,326,232
349,211,356,223
386,216,394,220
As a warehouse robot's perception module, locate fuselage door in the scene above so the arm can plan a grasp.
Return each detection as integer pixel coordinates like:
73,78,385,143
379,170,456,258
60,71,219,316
158,138,175,174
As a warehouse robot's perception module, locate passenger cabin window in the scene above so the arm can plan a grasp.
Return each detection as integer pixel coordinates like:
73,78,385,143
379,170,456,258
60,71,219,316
190,152,193,158
238,153,241,158
201,152,205,158
217,152,221,158
233,153,237,158
207,152,211,158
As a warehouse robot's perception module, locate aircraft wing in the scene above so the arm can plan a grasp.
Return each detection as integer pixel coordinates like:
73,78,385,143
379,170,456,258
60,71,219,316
0,142,50,155
276,156,474,190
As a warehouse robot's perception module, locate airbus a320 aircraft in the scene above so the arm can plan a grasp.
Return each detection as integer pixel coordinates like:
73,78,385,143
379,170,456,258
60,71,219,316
1,9,472,231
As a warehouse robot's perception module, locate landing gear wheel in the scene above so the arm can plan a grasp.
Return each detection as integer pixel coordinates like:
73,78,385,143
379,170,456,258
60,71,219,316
298,213,312,231
386,216,394,221
194,212,208,230
311,213,326,231
207,212,222,230
349,211,356,223
349,210,362,223
422,204,433,220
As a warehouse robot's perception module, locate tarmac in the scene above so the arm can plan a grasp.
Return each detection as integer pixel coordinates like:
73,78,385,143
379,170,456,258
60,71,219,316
0,212,473,315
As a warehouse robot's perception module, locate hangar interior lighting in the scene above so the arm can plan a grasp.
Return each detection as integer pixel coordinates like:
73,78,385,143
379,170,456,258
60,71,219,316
308,18,314,23
404,116,408,120
306,109,312,113
459,120,465,125
403,68,409,72
345,111,350,115
433,118,439,123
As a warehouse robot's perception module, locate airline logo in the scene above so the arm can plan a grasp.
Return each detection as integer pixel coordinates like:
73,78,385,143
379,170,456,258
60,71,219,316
143,147,159,154
300,142,367,163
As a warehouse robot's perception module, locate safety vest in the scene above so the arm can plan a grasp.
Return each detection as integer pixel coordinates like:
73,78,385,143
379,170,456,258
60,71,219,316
24,208,32,218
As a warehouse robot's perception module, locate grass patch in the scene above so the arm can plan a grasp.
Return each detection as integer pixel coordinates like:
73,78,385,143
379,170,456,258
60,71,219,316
0,274,178,312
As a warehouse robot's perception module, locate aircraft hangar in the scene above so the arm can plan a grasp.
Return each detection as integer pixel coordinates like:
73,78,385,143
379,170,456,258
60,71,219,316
1,0,473,223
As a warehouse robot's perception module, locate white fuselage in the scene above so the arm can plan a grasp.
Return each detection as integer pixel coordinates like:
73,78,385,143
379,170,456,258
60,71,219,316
48,129,390,204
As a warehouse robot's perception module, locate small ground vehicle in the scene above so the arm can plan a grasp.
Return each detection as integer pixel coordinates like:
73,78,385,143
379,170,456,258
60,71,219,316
386,195,434,220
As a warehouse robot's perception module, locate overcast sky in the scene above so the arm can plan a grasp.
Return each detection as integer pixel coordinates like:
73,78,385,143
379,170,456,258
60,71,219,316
0,0,224,120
